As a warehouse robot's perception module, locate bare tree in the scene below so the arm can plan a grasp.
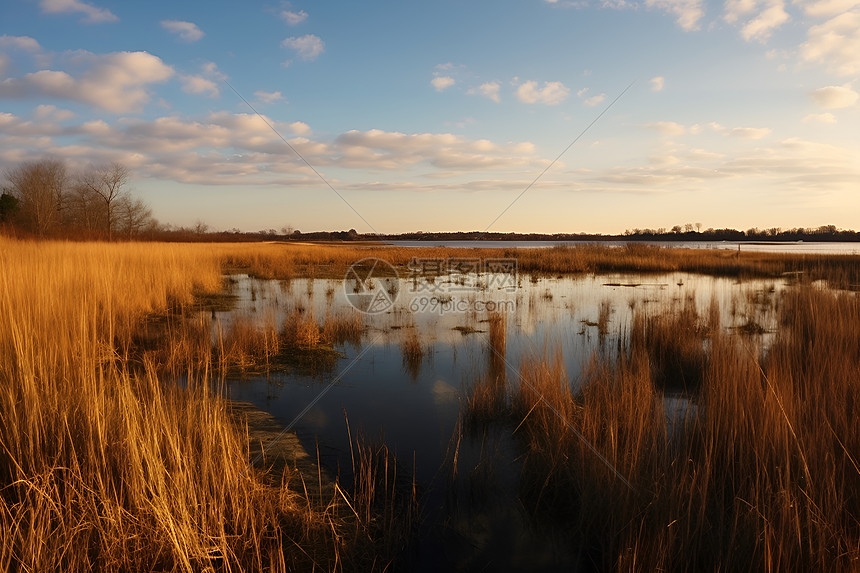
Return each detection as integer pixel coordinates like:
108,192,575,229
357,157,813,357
80,162,131,240
114,195,156,238
5,159,67,236
63,180,107,235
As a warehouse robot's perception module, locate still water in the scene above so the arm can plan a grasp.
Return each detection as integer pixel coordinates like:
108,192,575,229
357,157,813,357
224,268,789,569
386,239,860,255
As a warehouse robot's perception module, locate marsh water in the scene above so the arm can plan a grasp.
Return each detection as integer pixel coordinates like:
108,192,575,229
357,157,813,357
387,239,860,255
223,268,791,570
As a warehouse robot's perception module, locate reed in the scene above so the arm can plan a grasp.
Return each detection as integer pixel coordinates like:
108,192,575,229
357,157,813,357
0,239,379,571
505,285,860,570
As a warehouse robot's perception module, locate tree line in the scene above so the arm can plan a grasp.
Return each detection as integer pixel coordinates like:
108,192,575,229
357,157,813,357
0,159,157,239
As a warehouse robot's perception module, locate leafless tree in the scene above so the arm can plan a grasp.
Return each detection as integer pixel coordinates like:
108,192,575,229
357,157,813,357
5,159,67,236
114,195,156,238
80,162,131,240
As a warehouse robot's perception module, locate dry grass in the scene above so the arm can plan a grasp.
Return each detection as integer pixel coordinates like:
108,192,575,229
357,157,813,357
501,286,860,571
0,239,388,571
400,329,425,380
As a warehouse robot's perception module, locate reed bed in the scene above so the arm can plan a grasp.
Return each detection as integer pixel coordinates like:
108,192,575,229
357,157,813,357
0,239,386,571
500,285,860,571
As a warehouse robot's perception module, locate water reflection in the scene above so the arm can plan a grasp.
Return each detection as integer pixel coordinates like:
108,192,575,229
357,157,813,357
222,270,787,569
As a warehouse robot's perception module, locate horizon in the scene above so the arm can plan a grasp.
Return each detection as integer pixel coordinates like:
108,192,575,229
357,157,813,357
1,0,858,234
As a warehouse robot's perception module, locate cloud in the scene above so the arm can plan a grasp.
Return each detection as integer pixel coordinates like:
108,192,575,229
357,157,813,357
0,51,174,113
803,112,837,123
645,0,704,30
254,90,285,103
644,121,687,135
801,0,860,18
516,80,570,105
180,75,218,97
576,87,606,106
0,55,7,79
650,76,665,92
469,81,501,103
161,20,204,42
281,10,308,25
39,0,118,23
431,76,455,91
809,84,859,108
282,35,325,61
801,12,860,76
728,126,771,139
0,35,42,51
724,0,789,42
33,104,76,121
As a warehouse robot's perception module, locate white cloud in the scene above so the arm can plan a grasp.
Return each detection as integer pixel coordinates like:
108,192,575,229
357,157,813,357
180,75,218,97
282,34,325,61
281,10,308,25
0,51,174,113
724,0,789,42
469,81,501,103
161,20,205,43
729,126,771,139
431,76,455,91
0,35,42,51
801,12,860,76
39,0,118,23
801,0,860,18
646,0,704,30
809,84,859,108
583,93,606,106
650,76,665,92
254,90,284,103
516,80,570,105
33,104,75,121
644,121,687,135
201,61,227,82
0,55,7,79
803,112,837,123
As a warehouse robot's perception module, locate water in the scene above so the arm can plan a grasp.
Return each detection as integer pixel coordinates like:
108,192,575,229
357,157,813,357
222,270,789,569
386,239,860,255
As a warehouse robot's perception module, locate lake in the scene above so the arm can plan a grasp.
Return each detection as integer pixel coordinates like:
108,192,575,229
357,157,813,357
222,264,796,570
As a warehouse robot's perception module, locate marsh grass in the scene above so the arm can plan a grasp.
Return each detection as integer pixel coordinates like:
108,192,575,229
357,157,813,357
400,328,425,380
0,240,352,571
500,285,860,571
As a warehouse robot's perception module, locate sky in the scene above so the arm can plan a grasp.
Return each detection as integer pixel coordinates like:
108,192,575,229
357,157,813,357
0,0,858,234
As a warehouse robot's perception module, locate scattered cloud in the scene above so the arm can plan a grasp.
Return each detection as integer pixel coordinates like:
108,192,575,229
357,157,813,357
180,75,218,97
803,112,837,123
801,12,860,76
801,0,860,18
468,81,501,103
0,55,8,79
281,34,325,62
281,9,308,25
650,76,665,92
431,76,455,91
645,0,704,31
809,84,859,108
644,121,687,135
0,35,42,52
161,20,205,43
0,51,174,113
39,0,118,23
33,104,75,121
729,126,771,139
254,90,285,104
516,80,570,105
724,0,790,42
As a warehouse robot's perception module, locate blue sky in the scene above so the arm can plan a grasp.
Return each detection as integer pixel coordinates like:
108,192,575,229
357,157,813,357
1,0,858,233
